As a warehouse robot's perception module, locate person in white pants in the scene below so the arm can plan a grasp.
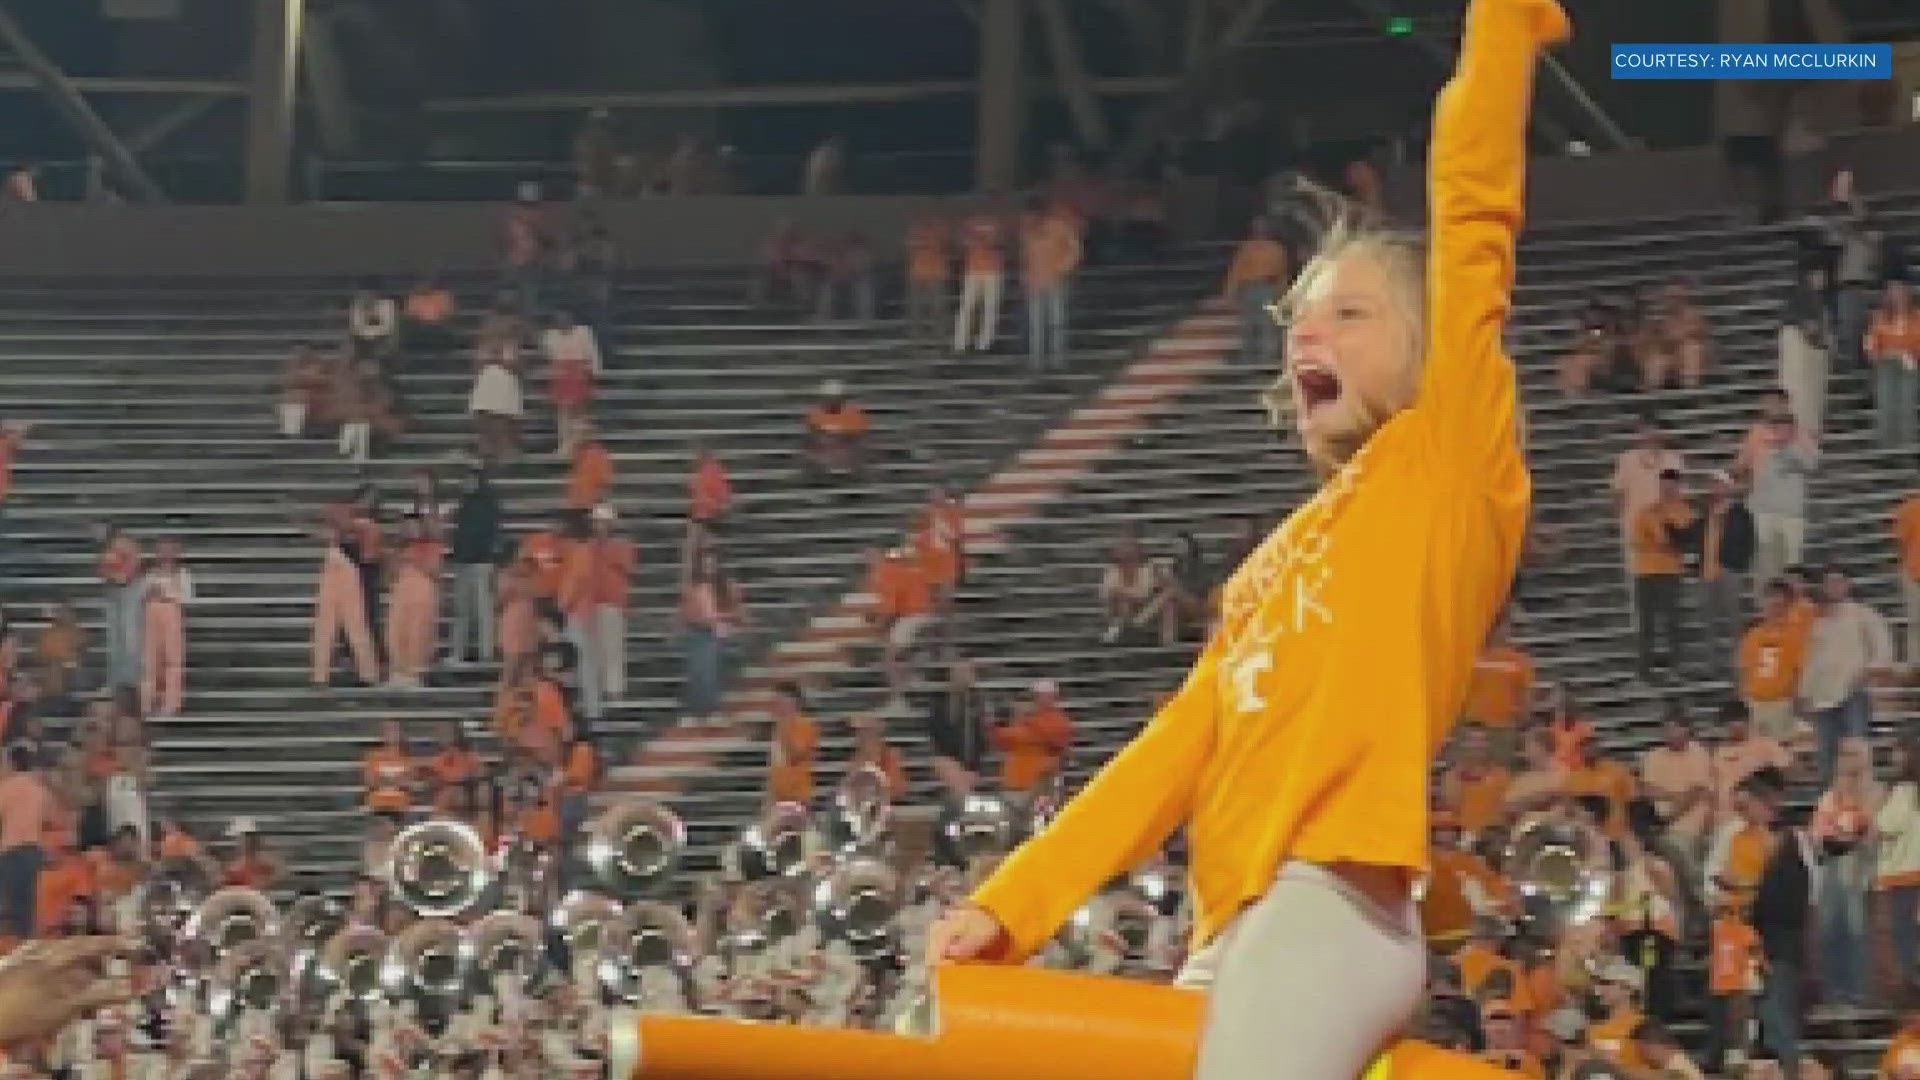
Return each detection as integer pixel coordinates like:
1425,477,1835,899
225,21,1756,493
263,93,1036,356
589,505,635,703
952,210,1005,353
1777,266,1831,436
1746,415,1816,592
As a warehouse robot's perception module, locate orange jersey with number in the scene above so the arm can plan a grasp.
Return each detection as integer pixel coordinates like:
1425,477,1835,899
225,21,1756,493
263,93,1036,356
972,0,1550,960
1739,619,1805,703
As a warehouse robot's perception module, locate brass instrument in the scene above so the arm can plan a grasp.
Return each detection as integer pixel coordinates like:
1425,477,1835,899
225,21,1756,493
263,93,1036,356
585,799,686,898
316,925,391,1002
207,940,288,1026
814,857,899,960
739,801,815,880
465,911,547,999
551,889,624,970
495,834,555,914
831,765,892,853
181,887,280,971
1023,774,1067,838
598,900,696,1003
381,918,467,1001
938,792,1016,865
137,855,214,951
388,819,491,918
1504,815,1613,940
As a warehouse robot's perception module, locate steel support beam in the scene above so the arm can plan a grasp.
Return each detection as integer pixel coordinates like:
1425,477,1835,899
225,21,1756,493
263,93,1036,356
0,2,165,202
125,92,226,154
429,77,1170,113
300,8,357,153
0,73,245,96
1035,0,1109,149
975,0,1027,191
243,0,303,204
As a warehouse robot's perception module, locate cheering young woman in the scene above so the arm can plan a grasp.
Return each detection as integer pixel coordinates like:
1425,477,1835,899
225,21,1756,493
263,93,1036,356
930,0,1570,1076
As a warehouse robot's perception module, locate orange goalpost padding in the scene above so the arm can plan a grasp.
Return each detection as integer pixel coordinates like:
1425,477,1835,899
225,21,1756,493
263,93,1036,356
616,964,1521,1080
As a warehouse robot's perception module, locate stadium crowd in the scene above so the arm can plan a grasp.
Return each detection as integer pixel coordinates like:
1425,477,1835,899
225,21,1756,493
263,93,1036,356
0,150,1916,1080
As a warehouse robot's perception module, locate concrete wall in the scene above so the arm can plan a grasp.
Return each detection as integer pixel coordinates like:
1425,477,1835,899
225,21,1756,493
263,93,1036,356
0,126,1915,278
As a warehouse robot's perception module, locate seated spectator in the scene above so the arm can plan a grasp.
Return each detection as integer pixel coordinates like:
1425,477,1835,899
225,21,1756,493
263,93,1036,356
689,444,734,528
428,723,480,812
993,680,1072,796
866,547,933,708
401,276,457,352
1461,622,1535,744
1098,535,1156,643
1558,294,1617,397
566,422,614,509
545,314,599,458
347,285,398,362
363,720,417,816
1866,279,1920,448
223,829,282,891
803,381,869,481
278,345,326,438
1651,278,1712,389
849,715,906,800
765,685,817,807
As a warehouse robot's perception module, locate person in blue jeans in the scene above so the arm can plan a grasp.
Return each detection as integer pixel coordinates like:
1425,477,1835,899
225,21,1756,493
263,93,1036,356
1798,568,1894,787
1866,280,1919,448
1810,740,1876,1010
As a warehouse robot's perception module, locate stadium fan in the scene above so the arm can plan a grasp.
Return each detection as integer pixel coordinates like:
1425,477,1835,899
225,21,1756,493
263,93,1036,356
802,380,870,482
1866,280,1920,449
1628,470,1695,681
952,203,1006,355
1800,569,1895,786
766,685,819,807
992,679,1072,797
136,538,191,718
546,312,600,459
903,203,951,349
1020,197,1082,372
688,443,735,529
679,545,747,728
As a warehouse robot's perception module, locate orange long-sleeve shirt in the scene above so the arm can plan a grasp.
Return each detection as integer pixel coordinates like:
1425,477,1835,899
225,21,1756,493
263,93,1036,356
971,0,1550,961
689,455,734,522
1896,495,1920,581
768,713,819,804
567,442,614,509
994,704,1074,792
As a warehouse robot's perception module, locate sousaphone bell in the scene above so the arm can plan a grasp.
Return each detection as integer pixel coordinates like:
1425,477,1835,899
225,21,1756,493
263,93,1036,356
316,925,390,1002
551,890,624,974
738,802,814,881
181,887,280,971
813,856,899,960
388,819,491,918
585,799,686,898
382,918,467,1001
831,765,892,853
598,901,696,1004
937,792,1016,867
208,940,289,1026
1503,815,1613,940
465,911,547,999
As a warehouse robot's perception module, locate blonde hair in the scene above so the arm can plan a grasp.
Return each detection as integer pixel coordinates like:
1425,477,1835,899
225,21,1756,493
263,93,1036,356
1259,190,1428,470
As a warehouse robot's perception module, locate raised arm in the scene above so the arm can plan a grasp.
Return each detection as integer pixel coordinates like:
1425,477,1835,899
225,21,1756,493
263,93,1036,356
969,636,1220,961
1414,0,1569,466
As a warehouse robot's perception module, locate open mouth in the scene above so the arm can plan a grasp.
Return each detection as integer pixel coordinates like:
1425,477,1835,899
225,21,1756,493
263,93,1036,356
1292,364,1343,412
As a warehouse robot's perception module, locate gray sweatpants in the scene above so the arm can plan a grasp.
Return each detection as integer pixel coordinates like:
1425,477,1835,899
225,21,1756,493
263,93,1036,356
1176,862,1427,1080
